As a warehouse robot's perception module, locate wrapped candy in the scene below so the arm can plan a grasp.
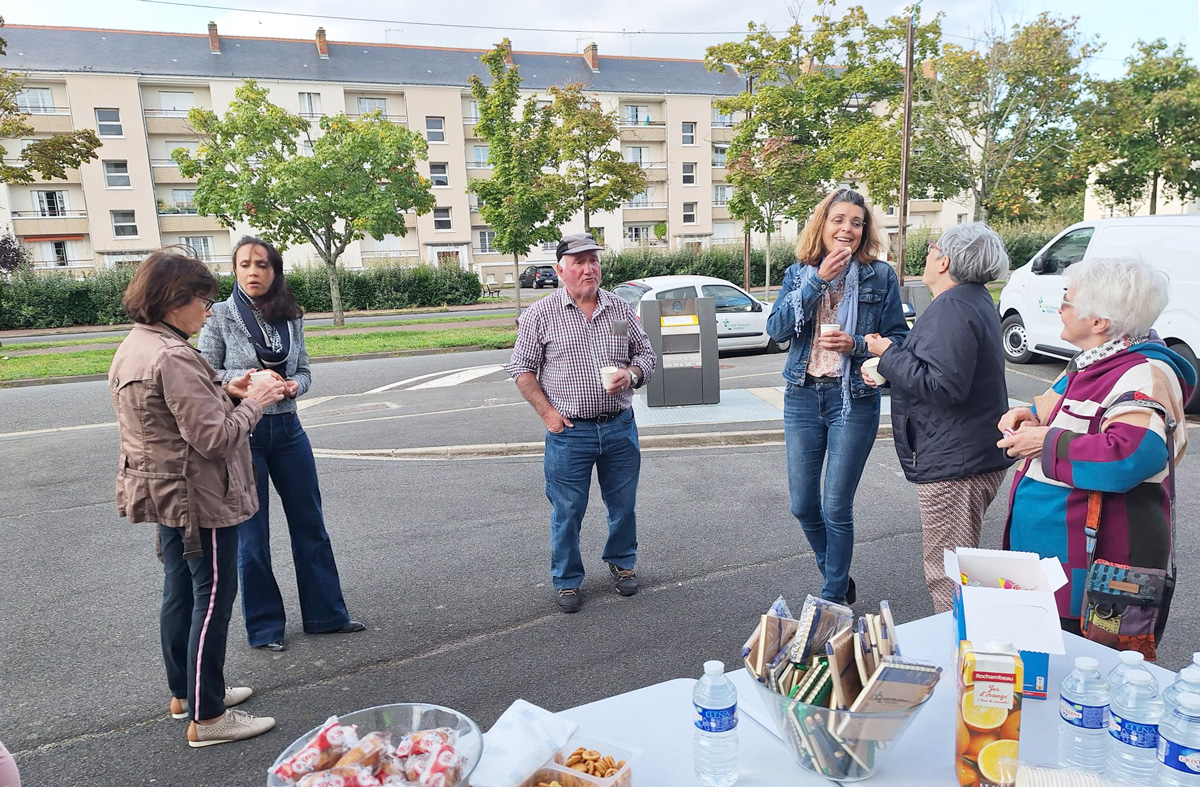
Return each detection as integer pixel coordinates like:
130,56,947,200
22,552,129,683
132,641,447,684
296,766,381,787
335,732,390,771
272,717,360,783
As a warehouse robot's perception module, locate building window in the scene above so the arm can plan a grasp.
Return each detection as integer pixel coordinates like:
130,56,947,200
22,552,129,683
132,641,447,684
682,163,696,185
712,108,734,127
957,213,968,224
103,160,130,188
167,140,199,159
628,189,650,207
16,88,53,114
429,163,449,187
623,105,649,124
433,207,452,230
32,190,68,217
112,210,138,237
473,146,490,167
479,230,496,253
682,122,696,145
624,146,648,165
885,205,896,216
626,224,654,243
426,117,445,142
180,236,214,260
298,92,322,118
465,100,480,122
683,202,697,224
45,240,70,266
96,108,122,136
300,140,315,157
712,145,728,167
158,91,194,117
171,188,197,213
713,184,732,206
357,97,387,115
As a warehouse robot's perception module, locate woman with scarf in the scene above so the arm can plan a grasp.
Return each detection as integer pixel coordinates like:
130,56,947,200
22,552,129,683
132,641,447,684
766,189,909,605
200,237,364,652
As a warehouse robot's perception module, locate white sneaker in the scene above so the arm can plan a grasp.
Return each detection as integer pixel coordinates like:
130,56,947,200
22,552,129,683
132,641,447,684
169,686,254,719
187,708,276,747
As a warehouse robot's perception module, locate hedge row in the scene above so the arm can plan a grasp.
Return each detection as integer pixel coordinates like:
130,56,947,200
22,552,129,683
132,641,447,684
0,265,483,331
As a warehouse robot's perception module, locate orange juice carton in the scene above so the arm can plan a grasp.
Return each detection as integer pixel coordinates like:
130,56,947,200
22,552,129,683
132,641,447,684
944,547,1067,699
956,639,1023,787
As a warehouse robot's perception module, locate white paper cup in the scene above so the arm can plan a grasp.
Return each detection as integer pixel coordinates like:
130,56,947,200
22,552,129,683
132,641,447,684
249,371,274,385
600,366,621,388
820,323,841,335
861,357,886,385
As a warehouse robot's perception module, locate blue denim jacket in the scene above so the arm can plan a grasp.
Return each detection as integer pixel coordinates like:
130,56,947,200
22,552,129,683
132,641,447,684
766,259,909,397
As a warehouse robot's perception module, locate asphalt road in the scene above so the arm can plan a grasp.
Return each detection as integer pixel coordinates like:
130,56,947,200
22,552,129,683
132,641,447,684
2,350,1197,787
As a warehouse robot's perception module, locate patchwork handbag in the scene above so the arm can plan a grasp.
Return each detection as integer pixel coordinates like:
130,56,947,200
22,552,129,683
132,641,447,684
1078,395,1177,661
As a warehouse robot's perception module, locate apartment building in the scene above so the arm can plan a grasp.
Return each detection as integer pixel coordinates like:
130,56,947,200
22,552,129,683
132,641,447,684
0,24,760,281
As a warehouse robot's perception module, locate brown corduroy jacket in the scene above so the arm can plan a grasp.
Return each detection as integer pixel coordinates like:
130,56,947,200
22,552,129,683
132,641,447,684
109,322,262,559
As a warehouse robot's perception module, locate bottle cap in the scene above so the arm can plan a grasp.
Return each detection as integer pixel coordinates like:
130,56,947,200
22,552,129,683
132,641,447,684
987,637,1015,653
1178,693,1200,711
1181,666,1200,685
1127,671,1152,686
1074,656,1099,671
1119,651,1146,665
1192,652,1200,668
704,660,725,676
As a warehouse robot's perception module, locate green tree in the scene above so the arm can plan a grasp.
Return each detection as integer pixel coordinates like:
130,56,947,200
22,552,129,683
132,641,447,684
1078,39,1200,215
926,14,1097,220
468,41,566,314
707,3,955,254
544,83,646,232
175,80,435,325
0,18,100,185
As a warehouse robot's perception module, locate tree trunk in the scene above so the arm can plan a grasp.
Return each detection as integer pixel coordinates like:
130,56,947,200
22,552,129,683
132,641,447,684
324,256,345,327
1150,171,1160,215
764,226,772,302
512,252,522,318
583,208,590,233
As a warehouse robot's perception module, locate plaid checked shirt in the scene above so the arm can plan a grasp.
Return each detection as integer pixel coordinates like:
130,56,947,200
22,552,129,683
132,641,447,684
505,287,656,419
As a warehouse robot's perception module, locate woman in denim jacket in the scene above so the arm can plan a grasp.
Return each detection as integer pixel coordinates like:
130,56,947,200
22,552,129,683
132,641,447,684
199,237,364,652
767,189,909,604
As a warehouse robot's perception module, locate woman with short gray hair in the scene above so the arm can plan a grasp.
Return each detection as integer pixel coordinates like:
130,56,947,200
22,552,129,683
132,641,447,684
998,258,1193,647
862,222,1013,612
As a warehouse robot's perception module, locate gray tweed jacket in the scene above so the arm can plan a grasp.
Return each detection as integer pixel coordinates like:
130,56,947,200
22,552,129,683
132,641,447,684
198,299,311,415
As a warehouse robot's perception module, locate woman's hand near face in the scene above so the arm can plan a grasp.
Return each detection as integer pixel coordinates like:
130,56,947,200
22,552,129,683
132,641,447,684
817,247,853,282
816,329,855,354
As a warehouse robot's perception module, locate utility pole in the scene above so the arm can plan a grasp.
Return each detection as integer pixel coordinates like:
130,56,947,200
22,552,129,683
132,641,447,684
743,73,754,293
895,3,919,286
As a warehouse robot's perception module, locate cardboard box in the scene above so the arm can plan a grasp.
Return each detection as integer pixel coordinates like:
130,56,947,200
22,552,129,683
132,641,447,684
944,548,1067,700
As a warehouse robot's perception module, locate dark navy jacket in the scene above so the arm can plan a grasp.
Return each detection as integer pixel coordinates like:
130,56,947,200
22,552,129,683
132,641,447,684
879,282,1013,483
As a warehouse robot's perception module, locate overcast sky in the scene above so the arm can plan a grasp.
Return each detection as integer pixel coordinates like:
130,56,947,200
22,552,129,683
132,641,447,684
3,0,1197,80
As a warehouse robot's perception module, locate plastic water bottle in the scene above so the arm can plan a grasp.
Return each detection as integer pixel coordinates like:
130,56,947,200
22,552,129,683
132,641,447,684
1166,668,1200,713
1058,656,1110,771
694,659,738,787
1107,670,1164,783
1108,650,1154,694
1158,692,1200,787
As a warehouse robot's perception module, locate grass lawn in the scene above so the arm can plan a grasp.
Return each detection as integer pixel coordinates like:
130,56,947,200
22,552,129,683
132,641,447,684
0,326,517,382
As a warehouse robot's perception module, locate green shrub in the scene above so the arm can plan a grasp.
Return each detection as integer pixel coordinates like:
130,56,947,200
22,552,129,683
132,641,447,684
600,242,797,290
993,221,1060,269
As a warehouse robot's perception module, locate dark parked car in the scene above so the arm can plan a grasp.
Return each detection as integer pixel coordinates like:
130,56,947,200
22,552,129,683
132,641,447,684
520,265,559,289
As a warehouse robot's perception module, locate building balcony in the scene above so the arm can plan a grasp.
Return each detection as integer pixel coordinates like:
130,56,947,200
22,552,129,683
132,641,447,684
11,211,89,235
144,111,195,135
159,213,223,233
619,122,666,142
463,119,480,139
31,258,96,272
150,160,195,184
909,199,943,213
466,160,492,170
346,113,407,125
710,125,734,143
25,110,74,134
620,204,668,222
712,204,732,220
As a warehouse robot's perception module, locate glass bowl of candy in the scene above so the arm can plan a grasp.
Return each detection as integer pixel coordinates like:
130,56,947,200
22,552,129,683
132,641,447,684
267,702,483,787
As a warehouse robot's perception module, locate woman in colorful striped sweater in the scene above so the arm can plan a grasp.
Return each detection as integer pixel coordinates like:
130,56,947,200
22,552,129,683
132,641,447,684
998,258,1195,639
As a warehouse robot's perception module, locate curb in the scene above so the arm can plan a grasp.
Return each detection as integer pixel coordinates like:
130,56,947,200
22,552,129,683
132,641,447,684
309,425,895,460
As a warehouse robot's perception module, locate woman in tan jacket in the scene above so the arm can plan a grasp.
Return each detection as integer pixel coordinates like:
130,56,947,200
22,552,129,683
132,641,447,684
109,249,285,747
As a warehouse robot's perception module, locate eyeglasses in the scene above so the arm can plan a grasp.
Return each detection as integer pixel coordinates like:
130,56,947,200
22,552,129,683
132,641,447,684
1059,297,1074,310
927,241,944,256
202,298,215,311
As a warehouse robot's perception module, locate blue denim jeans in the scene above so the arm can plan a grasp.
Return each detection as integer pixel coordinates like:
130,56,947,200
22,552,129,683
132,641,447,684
783,381,880,604
543,409,641,590
160,524,238,721
240,412,350,646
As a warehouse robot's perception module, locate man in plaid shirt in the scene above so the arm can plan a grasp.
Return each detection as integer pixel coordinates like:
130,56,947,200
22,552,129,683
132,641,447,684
505,232,656,613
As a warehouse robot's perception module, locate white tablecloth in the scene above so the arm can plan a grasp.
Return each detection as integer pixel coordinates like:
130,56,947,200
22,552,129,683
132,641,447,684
558,612,1177,786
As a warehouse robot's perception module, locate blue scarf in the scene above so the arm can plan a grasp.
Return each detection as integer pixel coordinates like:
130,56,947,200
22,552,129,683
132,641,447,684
788,260,862,422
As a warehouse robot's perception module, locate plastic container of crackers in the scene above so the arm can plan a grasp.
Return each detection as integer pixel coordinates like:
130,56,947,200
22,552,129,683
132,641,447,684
519,733,638,787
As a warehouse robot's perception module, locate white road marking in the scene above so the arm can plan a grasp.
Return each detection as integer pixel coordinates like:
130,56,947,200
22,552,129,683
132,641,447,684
364,364,504,393
408,365,504,389
297,395,340,411
0,421,116,439
304,400,525,430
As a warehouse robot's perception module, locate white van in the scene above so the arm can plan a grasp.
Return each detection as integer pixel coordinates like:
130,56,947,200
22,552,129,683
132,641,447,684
998,215,1200,411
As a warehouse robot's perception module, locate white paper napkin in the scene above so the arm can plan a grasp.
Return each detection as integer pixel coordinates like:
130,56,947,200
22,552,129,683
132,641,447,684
470,699,579,787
